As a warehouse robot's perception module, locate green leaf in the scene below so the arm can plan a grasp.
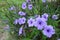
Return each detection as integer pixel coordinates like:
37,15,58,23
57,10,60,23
22,38,31,40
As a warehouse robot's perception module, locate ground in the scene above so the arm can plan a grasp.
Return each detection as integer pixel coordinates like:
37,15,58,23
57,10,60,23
0,20,8,40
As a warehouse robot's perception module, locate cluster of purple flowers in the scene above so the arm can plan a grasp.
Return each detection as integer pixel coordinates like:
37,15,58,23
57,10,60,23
13,0,59,38
14,12,57,38
14,17,26,25
22,0,32,10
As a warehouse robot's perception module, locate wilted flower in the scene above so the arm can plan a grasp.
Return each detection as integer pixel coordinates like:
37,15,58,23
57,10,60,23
42,13,49,21
28,4,32,10
42,25,55,38
18,17,26,25
26,0,31,3
19,27,23,35
34,17,47,30
18,11,26,16
4,25,10,31
22,2,27,9
14,19,18,24
27,18,35,27
42,0,46,3
52,14,58,20
34,15,40,18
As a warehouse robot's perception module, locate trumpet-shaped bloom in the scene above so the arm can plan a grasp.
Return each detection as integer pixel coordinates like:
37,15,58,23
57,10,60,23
28,4,32,10
42,13,48,21
52,15,58,20
27,18,35,27
22,2,27,9
19,27,23,35
42,25,55,38
18,17,26,25
34,17,47,30
18,11,26,16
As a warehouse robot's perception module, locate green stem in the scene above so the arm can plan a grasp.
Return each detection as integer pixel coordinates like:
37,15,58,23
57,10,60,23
42,35,46,40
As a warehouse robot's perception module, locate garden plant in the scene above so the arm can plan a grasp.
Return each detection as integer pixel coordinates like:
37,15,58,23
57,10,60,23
0,0,60,40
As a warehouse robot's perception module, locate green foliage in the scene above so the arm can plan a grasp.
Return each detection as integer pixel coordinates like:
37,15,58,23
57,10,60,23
0,0,60,40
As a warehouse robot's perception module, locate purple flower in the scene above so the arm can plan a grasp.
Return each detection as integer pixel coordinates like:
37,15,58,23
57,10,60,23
42,13,49,21
14,19,18,24
19,27,23,35
18,11,26,16
18,17,26,25
58,38,60,40
26,0,31,3
52,15,58,20
42,25,55,38
42,0,46,3
9,6,15,10
34,17,47,30
28,4,32,10
27,18,35,27
22,2,27,9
